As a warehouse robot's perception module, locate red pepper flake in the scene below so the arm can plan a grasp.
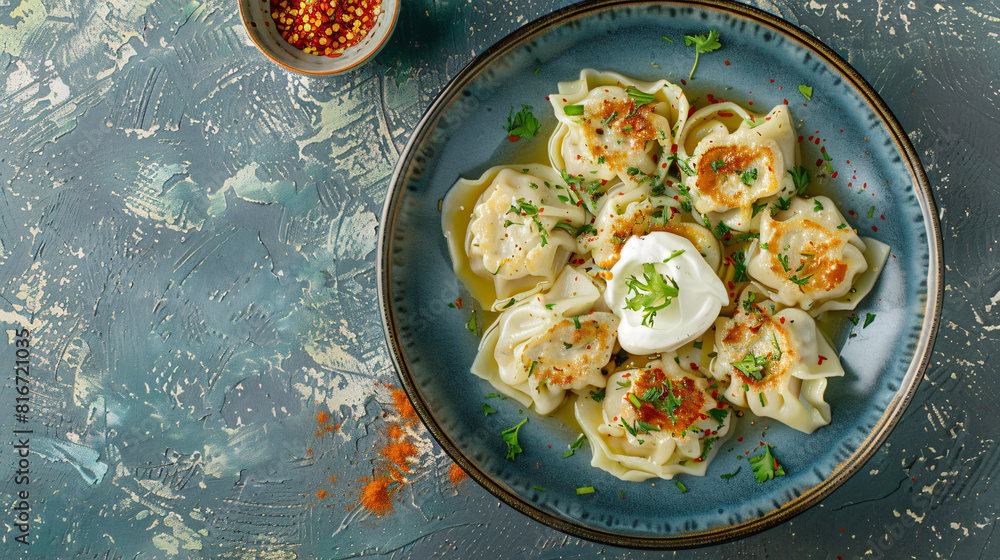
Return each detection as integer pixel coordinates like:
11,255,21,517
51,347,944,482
818,355,828,365
840,528,845,533
815,158,824,167
848,209,856,216
455,297,463,309
783,98,789,105
831,171,838,178
724,60,730,65
881,215,886,220
779,317,785,324
271,0,384,57
797,135,803,143
748,101,753,105
737,437,743,442
690,363,699,370
717,111,734,118
872,225,878,232
770,79,774,83
670,143,679,154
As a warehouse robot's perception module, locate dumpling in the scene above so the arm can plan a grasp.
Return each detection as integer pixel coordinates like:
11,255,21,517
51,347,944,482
747,195,871,310
442,164,588,307
604,232,728,355
578,183,722,272
678,104,798,231
575,358,734,481
473,266,620,414
548,69,689,190
711,287,843,434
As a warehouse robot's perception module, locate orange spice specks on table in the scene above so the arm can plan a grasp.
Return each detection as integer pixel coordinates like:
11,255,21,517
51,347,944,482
270,0,384,57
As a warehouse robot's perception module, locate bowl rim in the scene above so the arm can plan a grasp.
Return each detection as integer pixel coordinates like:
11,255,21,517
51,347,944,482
377,0,943,548
237,0,400,76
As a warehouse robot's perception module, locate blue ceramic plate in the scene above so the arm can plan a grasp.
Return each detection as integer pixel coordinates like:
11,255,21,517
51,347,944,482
378,0,941,548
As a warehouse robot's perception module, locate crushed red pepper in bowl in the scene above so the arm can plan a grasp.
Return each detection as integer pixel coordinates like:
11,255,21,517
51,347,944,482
270,0,384,57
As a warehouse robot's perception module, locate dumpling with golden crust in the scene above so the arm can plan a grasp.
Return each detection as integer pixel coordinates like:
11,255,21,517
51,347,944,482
577,183,721,272
748,195,869,310
473,266,619,415
575,358,734,481
711,287,843,434
678,104,798,231
442,164,587,307
548,69,689,190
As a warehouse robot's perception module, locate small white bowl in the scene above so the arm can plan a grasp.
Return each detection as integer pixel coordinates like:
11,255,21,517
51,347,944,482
239,0,399,75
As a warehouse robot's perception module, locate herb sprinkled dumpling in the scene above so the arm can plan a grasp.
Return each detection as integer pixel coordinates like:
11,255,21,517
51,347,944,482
748,195,872,310
442,164,588,307
578,183,721,272
575,358,734,481
711,287,843,434
677,104,798,231
548,69,690,191
473,266,620,415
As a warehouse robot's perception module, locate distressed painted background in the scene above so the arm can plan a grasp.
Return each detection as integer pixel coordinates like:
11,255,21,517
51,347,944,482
0,0,996,558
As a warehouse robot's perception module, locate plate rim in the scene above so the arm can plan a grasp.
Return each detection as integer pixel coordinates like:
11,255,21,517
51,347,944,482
377,0,943,548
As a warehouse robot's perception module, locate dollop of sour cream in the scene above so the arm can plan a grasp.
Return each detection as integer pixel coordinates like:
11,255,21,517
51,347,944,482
605,232,728,354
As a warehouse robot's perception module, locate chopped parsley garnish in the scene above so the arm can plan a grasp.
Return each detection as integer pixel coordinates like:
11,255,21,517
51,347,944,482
527,361,537,377
863,312,876,328
501,417,528,461
708,408,728,428
576,486,595,495
739,168,758,186
849,313,860,326
814,198,824,212
662,36,674,43
553,222,597,237
730,249,750,282
798,84,813,101
562,341,573,350
485,392,505,399
711,159,725,173
675,480,687,493
666,152,696,176
590,388,606,402
837,223,848,230
788,273,813,287
503,104,541,140
616,380,632,390
684,29,722,80
482,403,497,415
771,332,783,361
733,351,768,380
721,465,742,480
699,436,718,461
752,201,769,218
774,196,791,211
544,303,556,310
503,298,516,309
868,205,875,219
572,316,582,329
623,252,684,327
622,125,634,132
563,434,587,458
507,198,547,246
467,310,478,336
789,166,809,194
776,253,790,272
759,392,767,407
749,444,786,482
713,221,731,240
563,104,585,116
533,485,546,491
742,291,758,314
626,86,656,106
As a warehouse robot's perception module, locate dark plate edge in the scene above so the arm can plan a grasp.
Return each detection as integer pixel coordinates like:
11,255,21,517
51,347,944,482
376,0,943,549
